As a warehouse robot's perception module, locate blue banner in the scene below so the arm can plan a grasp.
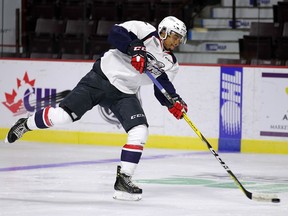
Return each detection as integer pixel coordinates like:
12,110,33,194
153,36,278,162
219,67,243,152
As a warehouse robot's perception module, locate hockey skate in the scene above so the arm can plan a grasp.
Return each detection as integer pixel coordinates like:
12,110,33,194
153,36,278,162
5,118,31,143
113,165,142,201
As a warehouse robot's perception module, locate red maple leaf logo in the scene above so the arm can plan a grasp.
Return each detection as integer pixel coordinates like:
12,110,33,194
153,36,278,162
2,71,35,114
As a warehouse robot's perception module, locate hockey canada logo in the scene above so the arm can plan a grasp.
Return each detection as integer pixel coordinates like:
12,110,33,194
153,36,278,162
98,106,122,128
98,90,142,128
2,71,69,116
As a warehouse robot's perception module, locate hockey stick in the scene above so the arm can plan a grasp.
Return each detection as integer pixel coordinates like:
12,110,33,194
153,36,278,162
145,70,280,203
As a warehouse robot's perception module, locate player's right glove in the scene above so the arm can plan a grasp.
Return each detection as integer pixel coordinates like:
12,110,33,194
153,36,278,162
168,99,188,120
127,39,147,74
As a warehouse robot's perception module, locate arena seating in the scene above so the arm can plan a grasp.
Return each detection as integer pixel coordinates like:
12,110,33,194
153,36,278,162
237,1,288,65
23,0,188,60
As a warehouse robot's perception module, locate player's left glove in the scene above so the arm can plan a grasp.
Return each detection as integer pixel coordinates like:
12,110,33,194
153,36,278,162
168,98,188,120
127,39,147,74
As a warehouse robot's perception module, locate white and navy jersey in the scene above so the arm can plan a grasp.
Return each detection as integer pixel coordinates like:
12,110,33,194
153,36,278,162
99,20,181,107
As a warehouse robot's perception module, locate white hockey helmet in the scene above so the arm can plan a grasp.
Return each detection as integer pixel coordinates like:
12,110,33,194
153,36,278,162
158,16,187,44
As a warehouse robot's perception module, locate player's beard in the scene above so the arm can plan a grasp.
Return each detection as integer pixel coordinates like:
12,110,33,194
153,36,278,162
163,44,174,52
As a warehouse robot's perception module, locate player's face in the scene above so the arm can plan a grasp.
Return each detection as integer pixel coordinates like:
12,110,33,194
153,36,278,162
163,31,182,51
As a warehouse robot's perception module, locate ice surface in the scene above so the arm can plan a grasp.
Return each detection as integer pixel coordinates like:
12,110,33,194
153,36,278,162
0,142,287,216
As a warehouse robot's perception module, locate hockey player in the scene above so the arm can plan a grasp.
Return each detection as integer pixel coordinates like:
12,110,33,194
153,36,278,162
5,16,188,201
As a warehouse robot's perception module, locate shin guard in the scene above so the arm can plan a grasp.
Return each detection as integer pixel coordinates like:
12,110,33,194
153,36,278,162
27,106,73,129
120,124,148,175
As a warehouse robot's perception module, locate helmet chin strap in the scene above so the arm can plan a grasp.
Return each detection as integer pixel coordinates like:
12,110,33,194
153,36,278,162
160,37,170,52
160,31,172,52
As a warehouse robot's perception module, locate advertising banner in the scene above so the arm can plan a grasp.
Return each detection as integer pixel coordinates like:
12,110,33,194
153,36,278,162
259,72,288,137
219,66,243,152
0,59,287,153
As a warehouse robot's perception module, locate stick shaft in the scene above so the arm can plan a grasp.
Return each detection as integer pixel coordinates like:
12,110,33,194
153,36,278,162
145,70,252,199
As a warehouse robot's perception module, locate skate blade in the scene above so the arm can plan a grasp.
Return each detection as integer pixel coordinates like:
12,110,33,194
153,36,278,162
113,190,142,201
4,136,9,143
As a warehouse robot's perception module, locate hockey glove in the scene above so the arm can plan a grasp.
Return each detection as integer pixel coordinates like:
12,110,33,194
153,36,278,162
168,99,188,120
127,39,147,74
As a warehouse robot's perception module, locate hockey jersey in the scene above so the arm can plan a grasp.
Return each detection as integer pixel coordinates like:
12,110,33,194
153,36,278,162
100,20,181,107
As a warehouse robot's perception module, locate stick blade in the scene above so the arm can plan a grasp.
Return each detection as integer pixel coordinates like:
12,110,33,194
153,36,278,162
252,193,280,203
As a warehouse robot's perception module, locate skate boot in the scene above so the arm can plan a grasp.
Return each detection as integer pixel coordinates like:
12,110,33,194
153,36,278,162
5,118,31,143
113,165,142,201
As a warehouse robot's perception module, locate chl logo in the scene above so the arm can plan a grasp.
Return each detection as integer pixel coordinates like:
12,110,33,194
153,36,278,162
2,71,64,116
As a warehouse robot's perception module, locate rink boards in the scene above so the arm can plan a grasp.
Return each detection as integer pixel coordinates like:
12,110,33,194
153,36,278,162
0,59,287,153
